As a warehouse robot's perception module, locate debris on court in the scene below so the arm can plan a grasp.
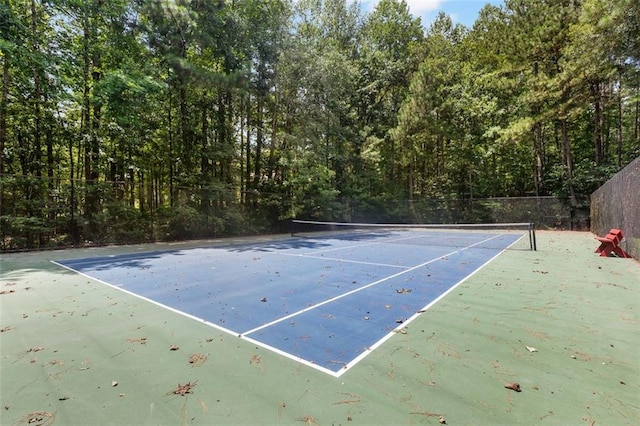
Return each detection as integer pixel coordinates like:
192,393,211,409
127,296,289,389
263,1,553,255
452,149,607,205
332,391,363,405
14,411,56,425
410,411,445,422
189,353,208,366
296,415,318,425
525,346,538,352
127,337,147,344
111,380,118,387
173,381,197,396
260,297,267,302
169,345,179,351
504,382,521,392
396,288,411,294
0,325,13,333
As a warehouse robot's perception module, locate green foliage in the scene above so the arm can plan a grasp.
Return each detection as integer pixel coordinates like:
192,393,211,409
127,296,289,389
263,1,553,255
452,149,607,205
0,215,50,250
2,0,639,250
157,205,207,240
91,202,151,244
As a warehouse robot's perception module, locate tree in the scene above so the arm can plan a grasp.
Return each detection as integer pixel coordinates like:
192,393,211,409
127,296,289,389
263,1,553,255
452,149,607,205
356,0,423,197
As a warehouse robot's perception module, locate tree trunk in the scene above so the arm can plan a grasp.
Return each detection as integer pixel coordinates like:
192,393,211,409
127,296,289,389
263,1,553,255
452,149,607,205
46,124,55,221
267,92,279,182
168,80,174,206
179,82,189,172
82,13,93,220
31,0,42,178
224,90,233,184
254,95,263,189
200,92,209,180
215,91,225,181
591,81,603,165
239,94,245,203
560,117,576,205
0,50,8,181
245,95,251,200
533,122,544,195
532,62,544,195
616,76,623,167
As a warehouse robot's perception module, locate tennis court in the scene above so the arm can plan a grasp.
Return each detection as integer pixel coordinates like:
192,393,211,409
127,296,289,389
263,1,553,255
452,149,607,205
51,224,526,376
1,229,638,425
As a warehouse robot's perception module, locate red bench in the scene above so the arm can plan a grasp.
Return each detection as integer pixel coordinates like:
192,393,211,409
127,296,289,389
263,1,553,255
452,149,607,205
595,229,631,258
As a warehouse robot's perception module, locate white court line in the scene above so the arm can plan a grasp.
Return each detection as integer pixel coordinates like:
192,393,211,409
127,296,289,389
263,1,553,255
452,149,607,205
50,260,241,337
338,232,526,376
241,233,506,337
52,231,522,378
276,252,408,269
301,232,444,256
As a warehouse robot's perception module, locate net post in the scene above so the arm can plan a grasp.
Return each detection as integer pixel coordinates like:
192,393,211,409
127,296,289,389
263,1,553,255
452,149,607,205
528,223,537,251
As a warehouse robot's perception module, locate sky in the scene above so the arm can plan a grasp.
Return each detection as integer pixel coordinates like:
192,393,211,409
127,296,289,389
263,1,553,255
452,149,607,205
363,0,504,29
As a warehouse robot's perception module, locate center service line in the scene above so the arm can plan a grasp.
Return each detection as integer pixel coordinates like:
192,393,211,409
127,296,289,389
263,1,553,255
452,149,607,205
241,233,505,336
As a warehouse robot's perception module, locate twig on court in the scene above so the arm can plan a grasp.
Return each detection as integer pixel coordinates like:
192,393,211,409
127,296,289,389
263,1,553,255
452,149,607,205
277,402,286,420
333,391,363,405
410,411,446,423
410,411,443,417
173,381,197,396
296,415,318,424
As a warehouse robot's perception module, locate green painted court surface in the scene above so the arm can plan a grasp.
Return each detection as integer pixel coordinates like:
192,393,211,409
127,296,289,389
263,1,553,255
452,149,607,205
1,231,639,425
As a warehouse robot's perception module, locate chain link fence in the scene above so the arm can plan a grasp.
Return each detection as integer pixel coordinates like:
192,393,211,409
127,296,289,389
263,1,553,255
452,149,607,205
334,196,586,229
1,174,588,251
591,156,640,260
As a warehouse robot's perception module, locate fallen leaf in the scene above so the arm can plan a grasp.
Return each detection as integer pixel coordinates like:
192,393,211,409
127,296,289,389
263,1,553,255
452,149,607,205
505,382,521,392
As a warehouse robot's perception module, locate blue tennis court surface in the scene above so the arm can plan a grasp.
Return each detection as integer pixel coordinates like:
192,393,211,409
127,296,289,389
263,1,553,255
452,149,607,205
53,230,524,376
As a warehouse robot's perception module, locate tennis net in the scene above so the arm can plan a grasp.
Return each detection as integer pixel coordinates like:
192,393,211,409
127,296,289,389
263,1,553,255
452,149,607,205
291,220,537,251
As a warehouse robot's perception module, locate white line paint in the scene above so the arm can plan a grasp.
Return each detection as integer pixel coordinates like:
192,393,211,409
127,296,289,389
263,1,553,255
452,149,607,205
51,232,524,378
50,260,241,338
241,233,506,337
276,252,408,269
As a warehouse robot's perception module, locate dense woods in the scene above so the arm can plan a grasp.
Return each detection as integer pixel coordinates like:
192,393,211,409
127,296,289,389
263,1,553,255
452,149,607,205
1,0,639,249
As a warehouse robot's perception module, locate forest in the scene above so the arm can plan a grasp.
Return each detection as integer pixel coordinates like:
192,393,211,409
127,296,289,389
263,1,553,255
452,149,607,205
1,0,639,250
